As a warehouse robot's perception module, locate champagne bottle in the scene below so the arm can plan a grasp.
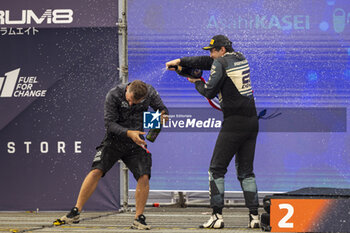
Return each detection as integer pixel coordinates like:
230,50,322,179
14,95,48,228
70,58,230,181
146,126,162,143
178,66,203,79
168,65,202,79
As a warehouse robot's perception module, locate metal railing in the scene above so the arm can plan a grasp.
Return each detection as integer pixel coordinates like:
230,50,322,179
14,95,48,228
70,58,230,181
117,0,129,212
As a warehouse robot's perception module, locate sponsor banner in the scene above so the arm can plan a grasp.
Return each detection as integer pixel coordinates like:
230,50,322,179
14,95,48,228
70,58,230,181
0,0,118,28
128,0,350,193
0,27,120,211
129,0,350,36
0,1,119,211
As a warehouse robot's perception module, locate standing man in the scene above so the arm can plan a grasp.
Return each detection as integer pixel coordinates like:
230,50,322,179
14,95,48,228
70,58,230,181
166,35,260,229
55,80,168,230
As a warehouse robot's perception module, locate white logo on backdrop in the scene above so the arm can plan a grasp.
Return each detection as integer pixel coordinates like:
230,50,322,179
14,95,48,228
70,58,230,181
0,68,47,98
0,9,74,25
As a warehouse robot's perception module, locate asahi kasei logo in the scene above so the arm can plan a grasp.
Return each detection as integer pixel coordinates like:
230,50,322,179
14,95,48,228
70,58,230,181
0,68,47,97
0,9,73,25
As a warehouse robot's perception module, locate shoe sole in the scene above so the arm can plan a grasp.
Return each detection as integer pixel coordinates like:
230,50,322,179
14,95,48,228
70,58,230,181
199,221,224,229
54,217,80,226
250,222,260,228
248,221,260,228
131,223,151,230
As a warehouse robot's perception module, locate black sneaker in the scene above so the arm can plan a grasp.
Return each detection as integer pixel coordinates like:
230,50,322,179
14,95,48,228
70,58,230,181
131,214,151,230
54,207,80,225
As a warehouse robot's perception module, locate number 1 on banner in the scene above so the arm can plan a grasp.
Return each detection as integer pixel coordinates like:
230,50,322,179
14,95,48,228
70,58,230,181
271,199,331,232
0,68,20,97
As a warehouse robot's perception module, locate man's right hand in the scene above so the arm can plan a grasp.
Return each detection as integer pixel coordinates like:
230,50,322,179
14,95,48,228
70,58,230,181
166,59,180,70
127,130,146,147
187,78,202,83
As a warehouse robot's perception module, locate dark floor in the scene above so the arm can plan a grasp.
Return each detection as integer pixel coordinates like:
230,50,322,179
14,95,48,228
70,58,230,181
0,207,278,233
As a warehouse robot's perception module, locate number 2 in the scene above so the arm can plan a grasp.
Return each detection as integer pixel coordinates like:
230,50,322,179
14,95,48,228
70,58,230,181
278,204,294,228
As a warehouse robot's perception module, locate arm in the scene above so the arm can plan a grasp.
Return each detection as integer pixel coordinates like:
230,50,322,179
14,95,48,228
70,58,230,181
166,56,213,71
104,91,128,137
148,85,169,123
180,56,213,70
104,91,147,146
195,59,225,99
149,86,168,115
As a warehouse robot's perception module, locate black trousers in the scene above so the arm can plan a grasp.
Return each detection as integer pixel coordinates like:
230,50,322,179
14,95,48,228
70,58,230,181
209,114,259,214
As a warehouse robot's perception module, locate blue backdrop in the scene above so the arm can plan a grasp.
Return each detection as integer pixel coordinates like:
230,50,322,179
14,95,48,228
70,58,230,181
128,0,350,192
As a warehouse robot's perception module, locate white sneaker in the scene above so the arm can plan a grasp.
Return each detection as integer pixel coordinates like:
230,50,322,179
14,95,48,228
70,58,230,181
248,214,260,228
199,213,224,229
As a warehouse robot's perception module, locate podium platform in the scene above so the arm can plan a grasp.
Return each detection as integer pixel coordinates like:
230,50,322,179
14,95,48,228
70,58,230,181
261,187,350,232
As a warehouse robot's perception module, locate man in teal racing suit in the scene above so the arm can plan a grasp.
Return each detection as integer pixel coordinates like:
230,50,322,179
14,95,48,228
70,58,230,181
166,35,260,229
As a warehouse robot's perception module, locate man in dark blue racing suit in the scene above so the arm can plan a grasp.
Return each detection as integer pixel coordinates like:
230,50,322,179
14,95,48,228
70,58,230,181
166,35,260,229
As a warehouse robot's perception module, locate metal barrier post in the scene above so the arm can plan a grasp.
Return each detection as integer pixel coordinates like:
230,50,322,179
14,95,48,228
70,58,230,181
117,0,129,212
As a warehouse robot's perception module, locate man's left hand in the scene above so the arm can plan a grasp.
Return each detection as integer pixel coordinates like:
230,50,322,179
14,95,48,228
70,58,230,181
160,110,169,124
